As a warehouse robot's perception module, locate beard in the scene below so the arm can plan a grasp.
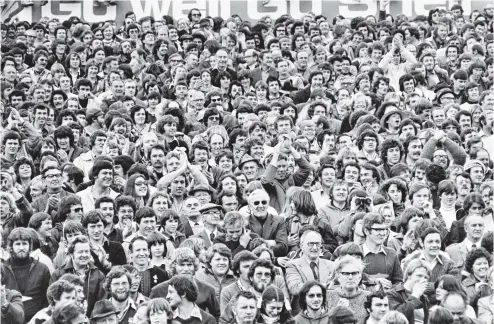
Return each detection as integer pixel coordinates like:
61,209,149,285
111,289,130,302
11,249,30,261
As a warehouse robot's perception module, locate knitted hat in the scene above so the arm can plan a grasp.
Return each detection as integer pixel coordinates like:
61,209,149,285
464,159,486,173
91,160,113,179
262,286,285,303
435,87,455,103
453,69,468,81
329,306,356,324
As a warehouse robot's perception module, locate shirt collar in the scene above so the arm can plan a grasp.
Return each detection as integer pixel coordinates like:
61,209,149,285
419,252,444,266
362,242,387,257
173,304,202,320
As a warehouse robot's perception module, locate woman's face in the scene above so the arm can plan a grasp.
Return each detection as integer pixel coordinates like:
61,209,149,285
472,257,490,279
18,164,32,179
435,280,448,301
164,217,179,234
95,50,106,63
134,109,146,125
134,176,148,197
103,26,113,39
150,242,165,258
264,301,284,318
210,252,229,276
149,311,168,324
152,196,169,219
338,262,362,290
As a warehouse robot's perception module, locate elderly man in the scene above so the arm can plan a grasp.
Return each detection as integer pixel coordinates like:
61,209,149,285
286,229,334,313
446,215,485,274
246,189,288,256
442,291,484,324
150,247,220,319
192,203,224,248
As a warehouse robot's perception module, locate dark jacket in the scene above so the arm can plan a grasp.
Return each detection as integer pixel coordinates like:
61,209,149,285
1,196,33,247
449,215,467,245
248,214,289,257
387,284,430,324
50,259,106,316
1,288,24,324
1,258,51,322
213,232,261,257
150,279,221,320
90,239,127,274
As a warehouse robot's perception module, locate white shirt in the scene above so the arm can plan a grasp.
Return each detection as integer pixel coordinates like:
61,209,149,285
188,220,204,236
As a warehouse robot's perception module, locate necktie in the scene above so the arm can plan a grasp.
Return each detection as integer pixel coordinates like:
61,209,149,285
310,261,319,281
210,233,215,242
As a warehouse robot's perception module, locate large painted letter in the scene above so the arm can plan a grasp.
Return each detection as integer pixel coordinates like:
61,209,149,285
247,0,287,20
290,0,322,19
130,0,173,20
339,0,378,18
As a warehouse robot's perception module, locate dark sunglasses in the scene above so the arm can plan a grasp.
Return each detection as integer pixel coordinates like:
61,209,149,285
208,116,219,121
253,200,268,206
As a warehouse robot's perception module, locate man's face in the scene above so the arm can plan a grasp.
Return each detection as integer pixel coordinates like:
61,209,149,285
305,285,324,311
221,195,238,212
251,266,272,292
95,169,113,189
183,197,201,219
297,52,308,68
407,139,422,161
365,222,388,246
86,220,105,242
35,108,48,125
72,242,91,267
11,240,30,260
369,297,389,321
422,233,441,258
470,166,485,184
150,148,166,170
386,146,401,165
43,168,62,191
167,284,185,308
465,216,485,241
233,296,257,323
5,139,20,155
110,275,130,302
131,239,149,266
241,161,258,181
456,175,471,196
248,191,270,218
98,202,114,226
301,232,322,260
443,295,467,324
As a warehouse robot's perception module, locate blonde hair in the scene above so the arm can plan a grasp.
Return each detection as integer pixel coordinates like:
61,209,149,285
378,311,408,324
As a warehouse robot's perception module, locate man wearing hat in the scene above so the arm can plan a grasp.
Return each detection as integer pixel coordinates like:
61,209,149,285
76,158,120,212
189,183,214,206
238,154,261,183
192,203,224,248
84,107,104,137
90,299,119,324
464,159,486,191
435,87,456,105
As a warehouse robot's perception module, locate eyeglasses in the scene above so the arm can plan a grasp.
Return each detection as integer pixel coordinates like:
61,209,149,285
192,13,201,17
203,211,221,216
208,116,219,121
44,173,62,179
253,200,268,206
370,228,389,233
255,272,272,278
340,271,360,277
210,98,221,103
306,242,322,248
434,155,448,160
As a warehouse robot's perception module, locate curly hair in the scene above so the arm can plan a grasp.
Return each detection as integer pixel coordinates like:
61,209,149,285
52,302,85,324
380,138,404,164
379,178,408,204
464,247,492,275
105,266,132,292
204,243,232,270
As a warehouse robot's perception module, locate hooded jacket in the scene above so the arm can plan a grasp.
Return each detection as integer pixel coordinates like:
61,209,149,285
293,309,331,324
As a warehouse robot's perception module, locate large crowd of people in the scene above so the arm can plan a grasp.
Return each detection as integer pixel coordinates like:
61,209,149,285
0,1,494,324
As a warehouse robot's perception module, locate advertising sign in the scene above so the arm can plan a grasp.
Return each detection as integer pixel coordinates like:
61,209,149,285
3,0,490,24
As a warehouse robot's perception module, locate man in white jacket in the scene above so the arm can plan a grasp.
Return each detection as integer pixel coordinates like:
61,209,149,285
379,34,417,92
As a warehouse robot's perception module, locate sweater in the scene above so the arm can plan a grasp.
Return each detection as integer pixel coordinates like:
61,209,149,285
195,269,236,304
326,289,370,322
172,308,217,324
293,309,331,324
1,258,51,322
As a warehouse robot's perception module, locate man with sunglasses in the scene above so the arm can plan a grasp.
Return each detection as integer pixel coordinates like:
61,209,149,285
246,189,288,257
